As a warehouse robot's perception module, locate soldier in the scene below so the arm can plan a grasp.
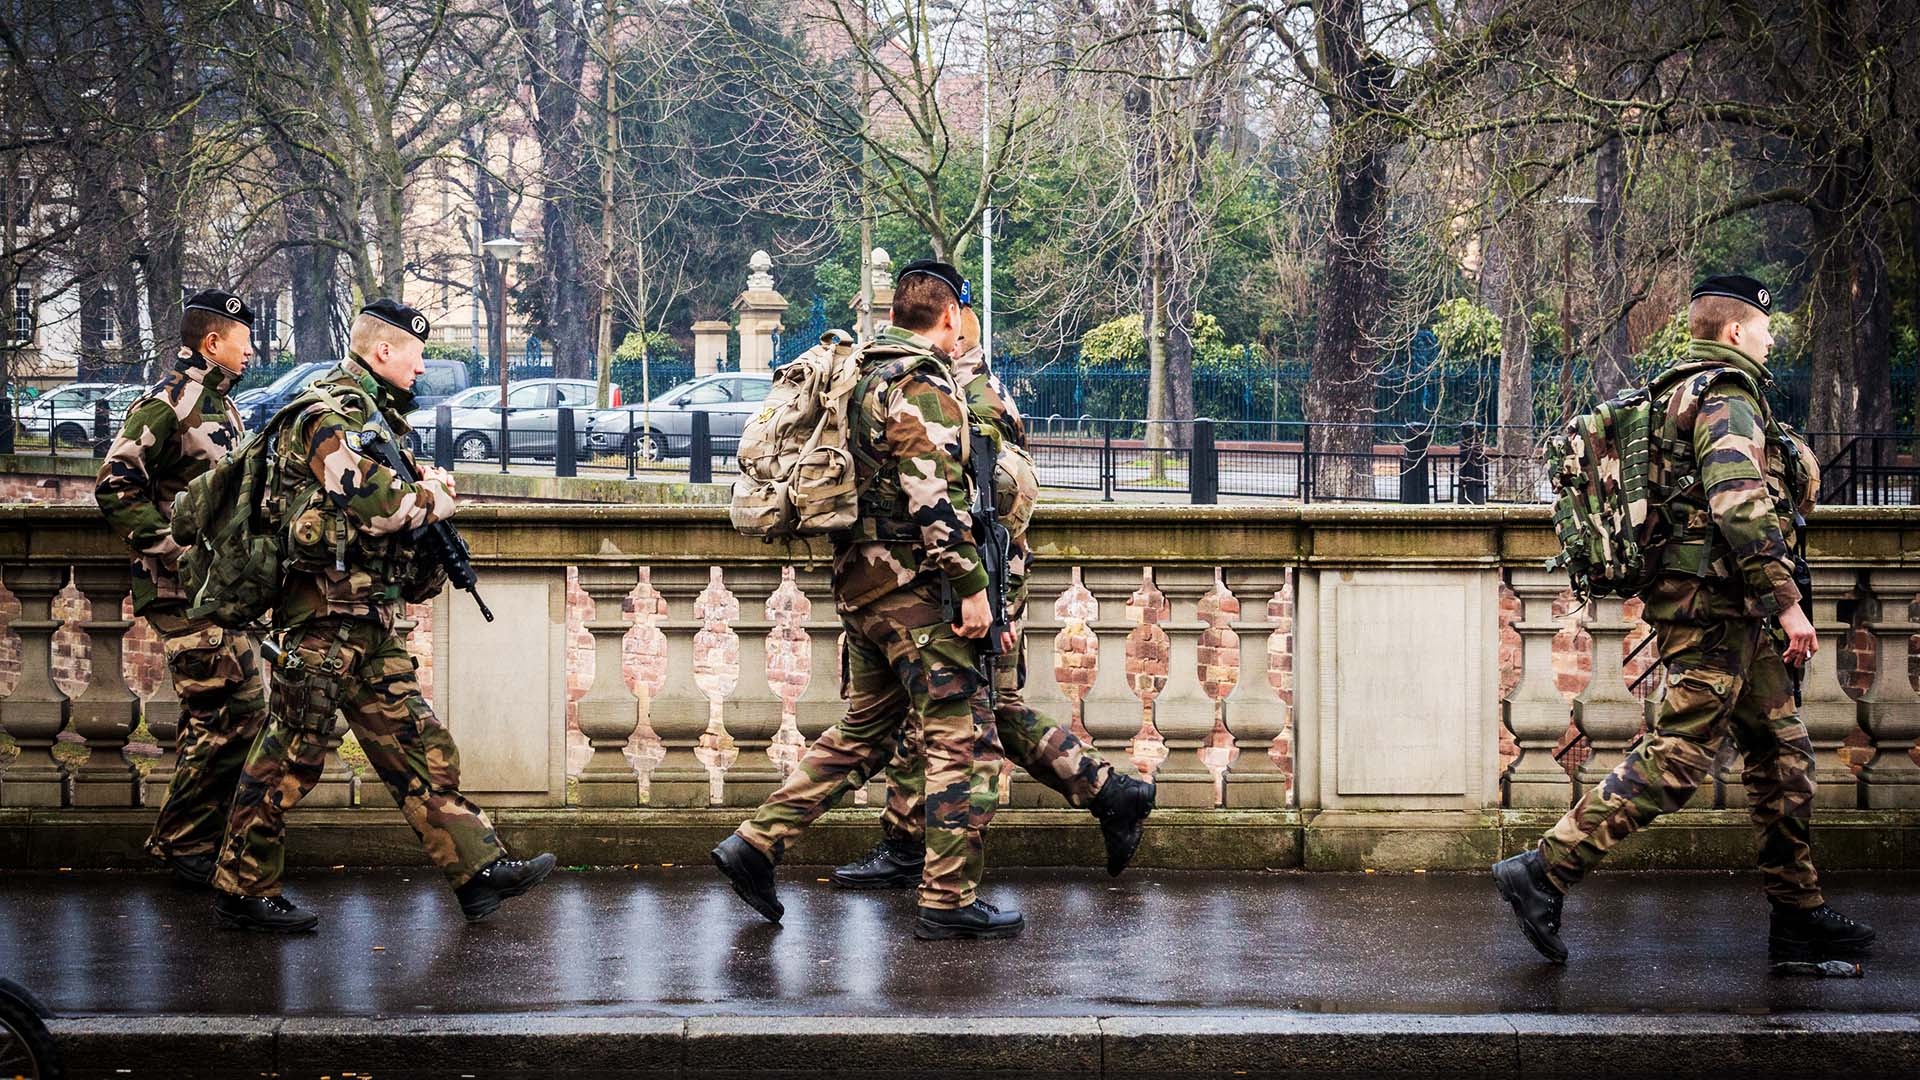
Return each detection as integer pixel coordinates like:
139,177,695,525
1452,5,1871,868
1494,275,1875,964
209,299,554,932
833,304,1155,891
711,260,1023,940
95,290,267,889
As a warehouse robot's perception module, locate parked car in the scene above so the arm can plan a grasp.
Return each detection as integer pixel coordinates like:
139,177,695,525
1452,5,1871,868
405,378,602,461
17,382,144,445
583,373,773,460
233,358,471,430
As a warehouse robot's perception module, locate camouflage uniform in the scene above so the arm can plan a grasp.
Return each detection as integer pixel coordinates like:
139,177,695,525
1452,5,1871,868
1537,339,1825,908
734,326,1005,910
95,348,269,860
880,346,1113,844
212,357,506,898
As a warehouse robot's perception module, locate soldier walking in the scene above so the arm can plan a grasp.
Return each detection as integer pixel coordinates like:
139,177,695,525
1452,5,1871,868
1494,275,1875,964
833,304,1156,891
712,260,1023,940
209,299,554,932
95,290,268,889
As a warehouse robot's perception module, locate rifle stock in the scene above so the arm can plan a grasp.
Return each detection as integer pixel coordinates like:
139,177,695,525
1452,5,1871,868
970,430,1010,705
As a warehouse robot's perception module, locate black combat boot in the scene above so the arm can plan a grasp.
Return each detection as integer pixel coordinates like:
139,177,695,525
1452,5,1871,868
214,892,320,933
1769,900,1875,959
711,834,783,924
914,899,1025,941
1491,849,1568,964
832,837,926,890
455,852,557,922
158,850,215,890
1091,774,1156,876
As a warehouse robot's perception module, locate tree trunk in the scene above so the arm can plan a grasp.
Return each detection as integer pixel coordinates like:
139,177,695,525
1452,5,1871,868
507,0,597,381
1304,0,1391,499
1851,203,1892,436
286,187,341,365
1588,98,1633,397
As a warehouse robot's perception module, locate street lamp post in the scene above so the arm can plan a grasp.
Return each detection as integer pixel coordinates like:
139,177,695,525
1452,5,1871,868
482,235,525,473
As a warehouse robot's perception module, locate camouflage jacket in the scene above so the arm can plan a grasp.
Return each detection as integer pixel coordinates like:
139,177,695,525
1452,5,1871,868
95,349,245,614
951,345,1034,611
1641,339,1815,625
273,357,456,628
833,326,986,614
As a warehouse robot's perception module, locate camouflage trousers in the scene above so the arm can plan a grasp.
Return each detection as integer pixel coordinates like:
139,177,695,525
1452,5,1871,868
212,617,506,897
736,584,1003,909
1538,617,1822,907
143,610,269,859
881,635,1111,845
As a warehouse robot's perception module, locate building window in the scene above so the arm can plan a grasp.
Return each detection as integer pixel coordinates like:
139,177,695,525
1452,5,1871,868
260,293,279,345
94,288,118,346
8,176,27,228
11,285,30,343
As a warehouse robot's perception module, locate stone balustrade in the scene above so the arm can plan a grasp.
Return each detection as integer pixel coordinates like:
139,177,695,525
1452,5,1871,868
3,503,1918,869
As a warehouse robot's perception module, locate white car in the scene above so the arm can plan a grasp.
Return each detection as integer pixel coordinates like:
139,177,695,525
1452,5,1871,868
18,383,143,445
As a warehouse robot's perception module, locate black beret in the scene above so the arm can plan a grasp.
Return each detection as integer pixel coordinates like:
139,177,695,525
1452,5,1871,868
1691,274,1772,316
361,297,431,341
183,290,255,328
896,259,972,307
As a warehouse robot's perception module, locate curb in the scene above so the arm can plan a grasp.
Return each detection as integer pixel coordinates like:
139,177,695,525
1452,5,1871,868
46,1011,1920,1079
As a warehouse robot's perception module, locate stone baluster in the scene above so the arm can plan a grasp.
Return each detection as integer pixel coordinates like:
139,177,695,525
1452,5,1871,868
626,570,671,787
1122,567,1172,782
763,567,814,782
1245,573,1296,808
1801,569,1863,809
575,565,642,806
1077,568,1142,766
0,565,70,805
646,565,717,806
1149,566,1217,806
1027,566,1095,747
720,567,784,805
67,564,139,806
1571,595,1641,790
1195,569,1244,807
1504,569,1577,808
1857,570,1920,808
138,616,183,809
691,567,741,805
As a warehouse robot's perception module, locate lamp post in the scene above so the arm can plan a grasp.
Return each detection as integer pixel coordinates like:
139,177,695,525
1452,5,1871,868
482,235,524,471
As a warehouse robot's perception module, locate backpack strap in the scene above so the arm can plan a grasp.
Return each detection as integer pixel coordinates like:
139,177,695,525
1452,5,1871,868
1647,361,1771,579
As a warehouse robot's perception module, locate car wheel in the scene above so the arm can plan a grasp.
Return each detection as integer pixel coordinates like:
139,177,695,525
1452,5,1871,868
53,422,89,447
628,428,666,462
455,432,493,462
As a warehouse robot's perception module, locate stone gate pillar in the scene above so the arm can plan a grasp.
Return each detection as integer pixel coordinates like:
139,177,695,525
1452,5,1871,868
732,251,787,374
691,320,730,377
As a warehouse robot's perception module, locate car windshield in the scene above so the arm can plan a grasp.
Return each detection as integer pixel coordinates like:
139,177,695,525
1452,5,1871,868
109,386,142,404
48,386,112,408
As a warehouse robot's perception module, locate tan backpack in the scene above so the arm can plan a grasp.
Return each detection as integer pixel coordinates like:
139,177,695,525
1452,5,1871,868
730,329,864,538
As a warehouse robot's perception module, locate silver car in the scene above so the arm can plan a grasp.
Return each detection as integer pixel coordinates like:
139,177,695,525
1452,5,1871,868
404,378,601,461
17,383,143,445
583,373,772,460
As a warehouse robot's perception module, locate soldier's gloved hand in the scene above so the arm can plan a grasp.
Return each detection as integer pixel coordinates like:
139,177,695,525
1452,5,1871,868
1778,604,1818,667
954,590,991,639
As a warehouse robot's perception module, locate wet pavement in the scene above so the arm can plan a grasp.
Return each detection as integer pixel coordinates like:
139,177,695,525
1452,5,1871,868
2,867,1914,1019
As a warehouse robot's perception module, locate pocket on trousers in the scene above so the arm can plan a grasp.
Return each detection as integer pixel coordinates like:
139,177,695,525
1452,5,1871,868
905,621,981,703
162,625,229,684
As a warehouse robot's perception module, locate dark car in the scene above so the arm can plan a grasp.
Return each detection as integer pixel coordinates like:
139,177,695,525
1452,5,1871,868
233,358,471,430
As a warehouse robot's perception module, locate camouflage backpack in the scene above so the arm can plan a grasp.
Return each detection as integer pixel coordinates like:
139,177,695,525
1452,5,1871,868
1545,361,1761,601
171,384,353,627
729,329,870,538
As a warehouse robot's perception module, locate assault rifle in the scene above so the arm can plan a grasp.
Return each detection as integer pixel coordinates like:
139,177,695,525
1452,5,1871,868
970,429,1011,706
361,424,495,622
1787,511,1813,707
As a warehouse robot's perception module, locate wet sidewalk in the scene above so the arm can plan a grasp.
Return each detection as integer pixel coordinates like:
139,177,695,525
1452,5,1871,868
4,866,1915,1019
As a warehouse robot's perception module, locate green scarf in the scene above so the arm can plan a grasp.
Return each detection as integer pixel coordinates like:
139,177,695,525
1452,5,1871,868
1685,338,1771,388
